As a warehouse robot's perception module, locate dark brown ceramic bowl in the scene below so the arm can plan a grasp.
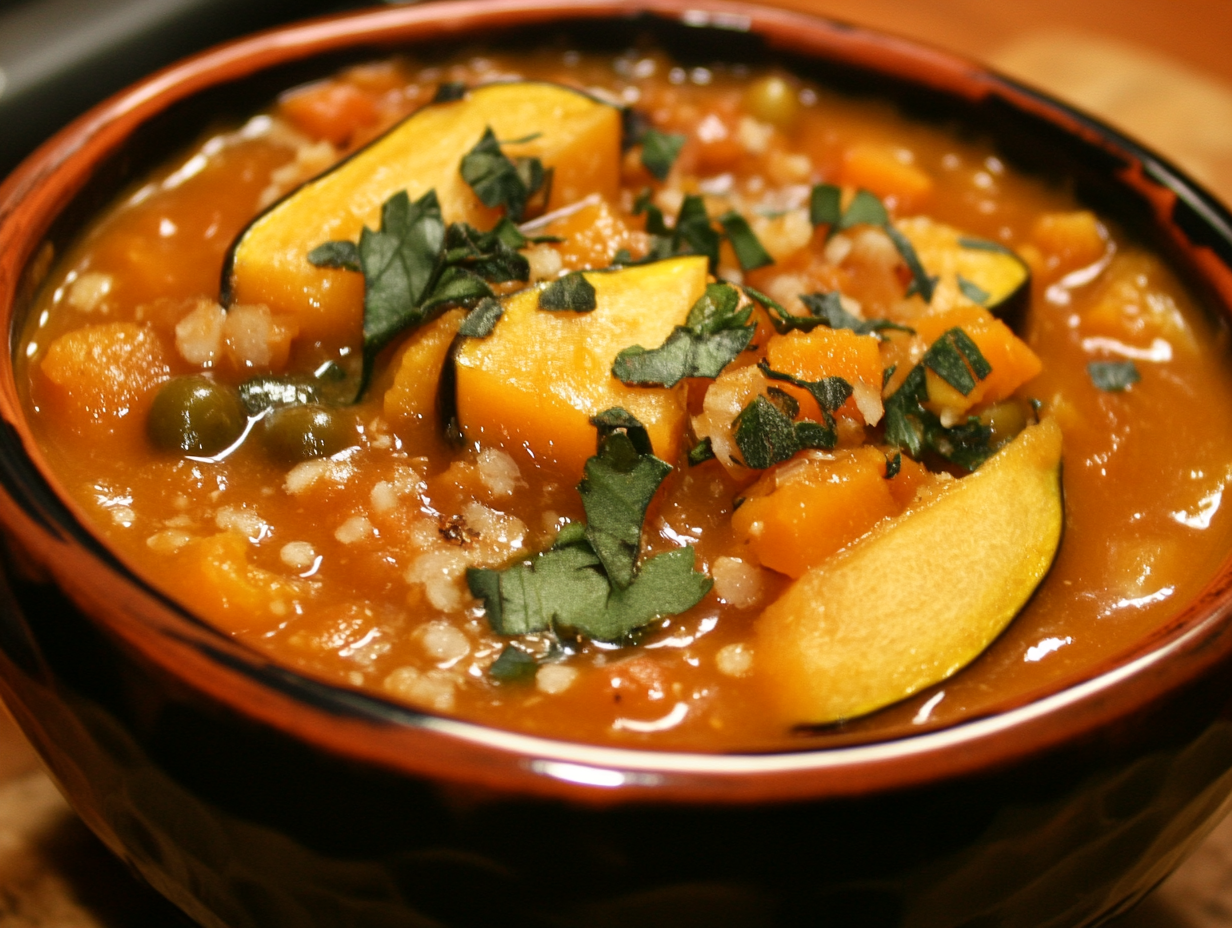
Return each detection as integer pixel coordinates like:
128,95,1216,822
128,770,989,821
3,2,1232,926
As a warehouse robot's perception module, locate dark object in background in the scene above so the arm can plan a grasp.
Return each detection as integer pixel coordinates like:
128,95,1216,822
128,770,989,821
0,0,367,178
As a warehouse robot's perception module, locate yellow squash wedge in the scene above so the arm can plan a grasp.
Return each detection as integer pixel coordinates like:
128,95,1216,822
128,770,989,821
754,417,1063,725
223,82,621,349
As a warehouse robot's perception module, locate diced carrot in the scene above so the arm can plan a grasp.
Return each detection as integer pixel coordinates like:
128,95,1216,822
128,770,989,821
913,305,1041,415
1031,211,1107,271
838,144,933,210
765,328,883,422
383,308,467,447
184,532,305,634
39,322,170,432
279,80,380,147
731,446,900,578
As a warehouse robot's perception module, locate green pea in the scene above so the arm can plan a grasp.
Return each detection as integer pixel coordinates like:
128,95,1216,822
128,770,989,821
148,376,246,456
743,75,799,130
262,404,356,462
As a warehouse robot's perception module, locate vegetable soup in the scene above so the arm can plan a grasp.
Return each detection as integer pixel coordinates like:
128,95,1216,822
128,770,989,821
18,47,1232,751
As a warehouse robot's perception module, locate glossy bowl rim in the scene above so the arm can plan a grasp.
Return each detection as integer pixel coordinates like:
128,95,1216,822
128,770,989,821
3,0,1232,804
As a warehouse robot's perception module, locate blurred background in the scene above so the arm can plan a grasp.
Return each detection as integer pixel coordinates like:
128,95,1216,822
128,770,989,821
2,0,1231,925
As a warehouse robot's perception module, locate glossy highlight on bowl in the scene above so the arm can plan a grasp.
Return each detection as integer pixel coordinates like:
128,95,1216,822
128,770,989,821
3,1,1232,926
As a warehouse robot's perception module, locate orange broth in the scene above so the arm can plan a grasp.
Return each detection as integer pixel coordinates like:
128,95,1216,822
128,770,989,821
17,49,1232,751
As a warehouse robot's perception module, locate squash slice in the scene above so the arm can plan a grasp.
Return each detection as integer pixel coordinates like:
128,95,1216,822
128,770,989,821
755,417,1062,725
898,216,1031,326
223,82,621,349
452,257,709,476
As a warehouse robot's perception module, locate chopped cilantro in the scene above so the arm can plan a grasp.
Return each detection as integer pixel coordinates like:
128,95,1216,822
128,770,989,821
612,283,754,387
458,297,503,338
459,126,549,222
467,410,711,642
539,272,597,312
432,82,468,103
640,128,686,181
688,436,715,465
956,274,990,306
488,644,538,682
809,183,842,227
1088,360,1140,392
718,211,773,271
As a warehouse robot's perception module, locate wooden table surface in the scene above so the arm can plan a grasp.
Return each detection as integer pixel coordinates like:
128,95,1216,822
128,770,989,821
3,1,1232,925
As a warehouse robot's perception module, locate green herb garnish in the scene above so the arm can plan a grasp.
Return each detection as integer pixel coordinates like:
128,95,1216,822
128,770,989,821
539,272,597,312
798,292,915,337
467,410,711,642
958,236,1016,254
885,451,902,479
956,274,991,306
457,297,504,338
459,126,549,222
732,367,852,469
309,189,534,397
611,283,754,387
838,189,890,229
628,192,721,270
718,211,774,271
1088,360,1140,392
488,644,539,682
809,183,842,226
640,128,686,181
688,436,715,465
882,331,999,470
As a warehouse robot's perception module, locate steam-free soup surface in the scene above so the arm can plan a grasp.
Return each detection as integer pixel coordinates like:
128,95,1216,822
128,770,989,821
19,49,1232,750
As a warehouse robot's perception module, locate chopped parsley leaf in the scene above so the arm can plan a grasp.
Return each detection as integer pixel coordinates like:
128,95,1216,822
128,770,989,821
733,367,852,469
611,283,754,387
718,211,774,271
467,409,711,642
459,126,550,222
539,272,597,312
640,128,686,181
1088,360,1140,392
629,192,721,270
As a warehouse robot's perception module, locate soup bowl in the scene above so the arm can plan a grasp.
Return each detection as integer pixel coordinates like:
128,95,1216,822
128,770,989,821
3,1,1232,926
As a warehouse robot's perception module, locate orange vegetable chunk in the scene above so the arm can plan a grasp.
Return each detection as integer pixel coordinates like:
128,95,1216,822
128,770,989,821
279,80,380,146
838,143,933,210
765,327,883,422
731,446,900,578
913,305,1042,416
39,322,170,431
453,256,707,476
